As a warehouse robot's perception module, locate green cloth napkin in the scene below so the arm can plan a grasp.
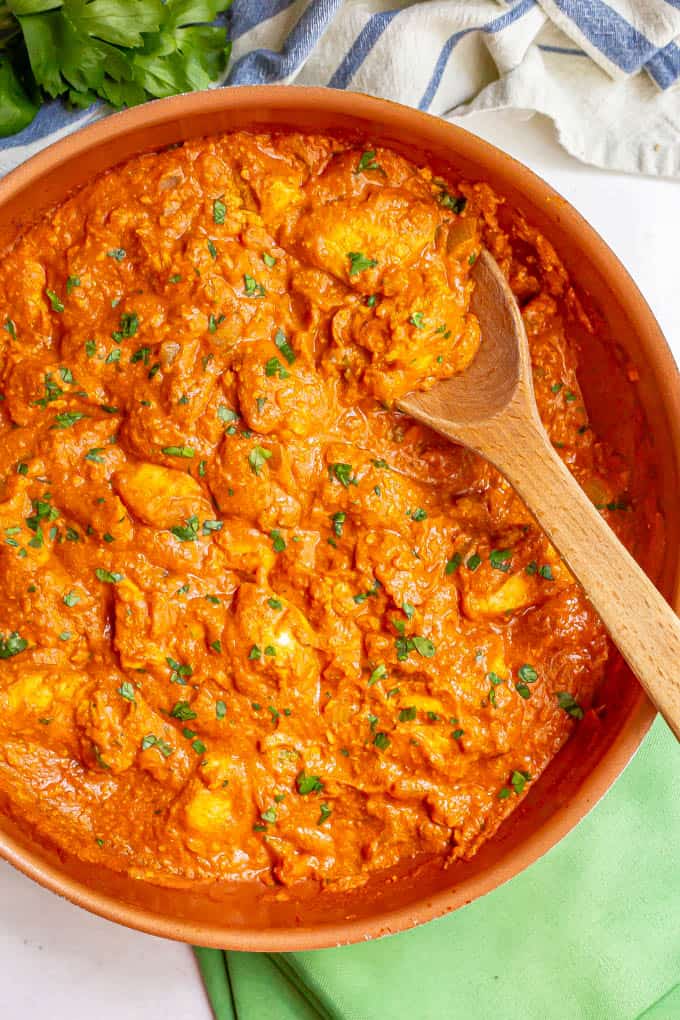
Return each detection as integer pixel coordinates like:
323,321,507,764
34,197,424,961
195,716,680,1020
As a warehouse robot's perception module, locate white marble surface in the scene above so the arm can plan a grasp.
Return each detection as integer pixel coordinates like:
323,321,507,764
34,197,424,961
1,108,678,1019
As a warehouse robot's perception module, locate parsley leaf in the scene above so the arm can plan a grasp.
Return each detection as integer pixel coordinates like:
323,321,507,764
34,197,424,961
347,251,378,276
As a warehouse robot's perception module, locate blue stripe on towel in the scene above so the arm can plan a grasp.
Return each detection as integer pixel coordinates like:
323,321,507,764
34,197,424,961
327,9,401,89
549,0,657,73
419,0,536,111
227,0,343,84
230,0,299,41
646,40,680,88
538,44,587,56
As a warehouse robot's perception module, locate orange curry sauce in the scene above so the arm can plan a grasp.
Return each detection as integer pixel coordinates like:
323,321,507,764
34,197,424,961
0,133,652,888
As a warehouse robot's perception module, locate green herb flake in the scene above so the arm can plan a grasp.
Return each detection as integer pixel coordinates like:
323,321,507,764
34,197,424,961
297,771,324,795
445,553,462,575
249,445,272,475
52,411,86,429
170,701,197,721
399,706,417,722
347,251,378,276
489,548,512,571
46,289,64,313
329,462,356,488
216,700,227,720
466,553,482,571
0,632,28,659
556,691,584,720
318,802,332,825
66,275,80,294
274,327,296,364
118,681,136,702
244,274,265,297
356,150,381,173
170,515,199,542
107,249,126,261
270,530,286,553
368,663,387,686
409,312,425,329
162,445,194,459
63,590,80,607
511,770,531,795
262,252,277,267
213,198,226,224
373,731,390,750
95,568,122,584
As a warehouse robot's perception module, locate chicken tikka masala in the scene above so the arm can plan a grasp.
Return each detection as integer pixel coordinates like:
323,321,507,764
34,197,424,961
0,132,654,889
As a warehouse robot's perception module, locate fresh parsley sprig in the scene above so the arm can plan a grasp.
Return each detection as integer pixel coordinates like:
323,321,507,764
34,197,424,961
0,0,232,138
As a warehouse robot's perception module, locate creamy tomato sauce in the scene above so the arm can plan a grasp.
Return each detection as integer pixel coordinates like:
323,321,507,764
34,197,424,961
0,132,653,888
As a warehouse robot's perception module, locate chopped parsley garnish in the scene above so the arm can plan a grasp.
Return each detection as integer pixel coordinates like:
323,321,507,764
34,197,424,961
162,445,194,459
105,348,121,364
141,734,173,757
170,701,197,721
451,728,464,740
489,548,512,571
445,553,462,574
409,312,425,329
518,664,538,684
318,803,332,825
112,311,138,342
202,519,223,535
131,345,150,365
213,198,226,224
63,591,80,607
373,732,390,750
511,770,531,795
217,405,238,424
107,248,126,261
556,691,584,719
216,700,227,719
297,771,323,795
244,274,265,297
118,681,136,702
270,529,286,553
206,239,218,260
329,462,356,488
356,150,381,173
0,632,28,659
46,288,64,312
4,318,17,339
274,327,295,364
410,508,427,521
437,189,466,213
167,657,193,684
466,553,481,571
261,807,277,824
365,294,378,308
331,511,346,537
249,445,272,475
268,598,283,610
399,706,417,722
368,664,387,685
211,640,222,653
265,356,289,378
95,568,122,584
66,275,80,294
170,515,199,542
52,411,86,429
347,251,378,276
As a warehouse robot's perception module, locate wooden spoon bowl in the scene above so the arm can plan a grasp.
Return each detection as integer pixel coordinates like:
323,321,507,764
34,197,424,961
401,251,680,739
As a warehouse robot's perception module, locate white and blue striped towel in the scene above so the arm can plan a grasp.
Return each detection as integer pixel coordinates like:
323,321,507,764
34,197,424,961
2,0,680,178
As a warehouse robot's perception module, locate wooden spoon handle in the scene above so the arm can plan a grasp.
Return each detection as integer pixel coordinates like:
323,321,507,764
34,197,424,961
484,416,680,740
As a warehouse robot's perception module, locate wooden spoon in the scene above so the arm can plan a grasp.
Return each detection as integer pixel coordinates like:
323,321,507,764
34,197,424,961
399,249,680,740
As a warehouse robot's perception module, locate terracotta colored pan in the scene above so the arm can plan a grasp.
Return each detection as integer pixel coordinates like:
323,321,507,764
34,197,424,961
0,87,679,951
